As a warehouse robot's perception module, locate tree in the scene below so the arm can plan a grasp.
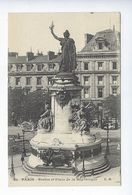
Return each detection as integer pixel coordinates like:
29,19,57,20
84,101,98,123
8,87,25,125
23,90,50,122
8,87,51,126
103,95,121,121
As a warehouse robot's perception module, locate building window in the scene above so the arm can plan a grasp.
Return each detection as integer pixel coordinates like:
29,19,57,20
8,64,13,72
84,62,89,70
15,77,20,86
98,76,103,85
98,42,103,49
49,63,55,71
37,77,42,85
112,87,117,96
112,62,117,70
48,77,52,85
26,77,31,85
112,76,117,84
98,62,103,70
37,64,42,71
24,88,31,95
16,64,22,72
84,88,90,99
98,88,103,98
27,64,32,71
84,76,89,85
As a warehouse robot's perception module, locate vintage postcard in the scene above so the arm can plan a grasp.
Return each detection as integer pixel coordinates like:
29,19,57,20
8,12,121,186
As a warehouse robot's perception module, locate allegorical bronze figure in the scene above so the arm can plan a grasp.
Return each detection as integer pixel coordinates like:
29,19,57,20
49,22,77,72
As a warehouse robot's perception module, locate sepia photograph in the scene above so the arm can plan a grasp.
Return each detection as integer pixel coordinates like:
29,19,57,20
8,12,121,186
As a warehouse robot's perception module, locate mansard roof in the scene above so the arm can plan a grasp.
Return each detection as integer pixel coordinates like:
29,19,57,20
81,29,120,52
49,54,61,63
29,55,49,63
8,56,27,64
8,54,61,64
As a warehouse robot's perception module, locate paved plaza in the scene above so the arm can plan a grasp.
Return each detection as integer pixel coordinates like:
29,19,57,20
8,126,121,185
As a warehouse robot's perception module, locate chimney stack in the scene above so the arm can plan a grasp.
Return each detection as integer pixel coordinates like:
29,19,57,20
37,50,43,56
47,51,55,60
8,52,18,57
84,33,94,45
26,52,34,61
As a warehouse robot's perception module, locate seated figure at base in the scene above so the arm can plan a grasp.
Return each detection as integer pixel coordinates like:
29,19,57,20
71,104,90,135
37,103,53,132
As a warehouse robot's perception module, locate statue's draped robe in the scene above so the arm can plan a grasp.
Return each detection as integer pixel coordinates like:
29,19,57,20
59,38,77,72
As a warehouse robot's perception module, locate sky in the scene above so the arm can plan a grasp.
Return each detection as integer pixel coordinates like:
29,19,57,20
8,12,120,55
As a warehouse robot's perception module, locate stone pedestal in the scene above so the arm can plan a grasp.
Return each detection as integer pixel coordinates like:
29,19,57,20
50,72,82,134
25,72,110,176
54,100,72,134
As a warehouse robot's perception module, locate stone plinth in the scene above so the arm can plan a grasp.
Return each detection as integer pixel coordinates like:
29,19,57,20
49,72,82,134
54,100,72,134
25,72,110,176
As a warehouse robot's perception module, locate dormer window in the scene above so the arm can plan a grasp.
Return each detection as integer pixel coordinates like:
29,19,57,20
95,37,105,50
49,63,55,71
8,64,13,72
27,64,32,71
16,64,22,72
98,42,103,49
37,64,42,71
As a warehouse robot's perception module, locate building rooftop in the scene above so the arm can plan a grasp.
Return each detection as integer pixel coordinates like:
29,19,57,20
8,56,27,64
29,55,49,63
8,50,60,64
8,54,61,64
49,54,61,63
81,29,120,52
8,28,120,64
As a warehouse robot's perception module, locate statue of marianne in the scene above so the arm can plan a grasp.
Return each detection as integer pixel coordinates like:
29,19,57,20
49,22,77,72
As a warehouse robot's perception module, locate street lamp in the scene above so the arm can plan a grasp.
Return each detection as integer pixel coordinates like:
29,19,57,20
98,104,103,129
22,129,26,157
105,118,110,157
82,151,85,177
9,138,15,180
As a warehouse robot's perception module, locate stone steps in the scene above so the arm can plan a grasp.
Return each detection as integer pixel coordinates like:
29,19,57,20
75,162,110,178
23,162,73,176
23,160,110,178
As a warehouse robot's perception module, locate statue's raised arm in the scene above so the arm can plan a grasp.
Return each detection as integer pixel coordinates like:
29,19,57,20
49,22,62,41
49,21,77,72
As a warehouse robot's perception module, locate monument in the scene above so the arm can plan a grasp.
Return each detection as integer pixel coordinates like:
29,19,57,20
24,23,110,177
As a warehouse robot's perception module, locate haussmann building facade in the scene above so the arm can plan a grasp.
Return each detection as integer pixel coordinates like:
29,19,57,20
8,27,120,105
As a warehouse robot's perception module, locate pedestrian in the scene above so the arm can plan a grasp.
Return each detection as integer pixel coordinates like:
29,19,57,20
17,133,20,139
21,154,24,165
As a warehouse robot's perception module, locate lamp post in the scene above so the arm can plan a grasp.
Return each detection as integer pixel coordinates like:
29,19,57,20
22,129,26,157
105,117,110,157
9,138,15,180
82,151,85,177
98,104,103,129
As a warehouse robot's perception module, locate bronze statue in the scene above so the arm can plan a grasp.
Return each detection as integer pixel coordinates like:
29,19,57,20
70,103,90,134
49,22,77,72
37,104,53,131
